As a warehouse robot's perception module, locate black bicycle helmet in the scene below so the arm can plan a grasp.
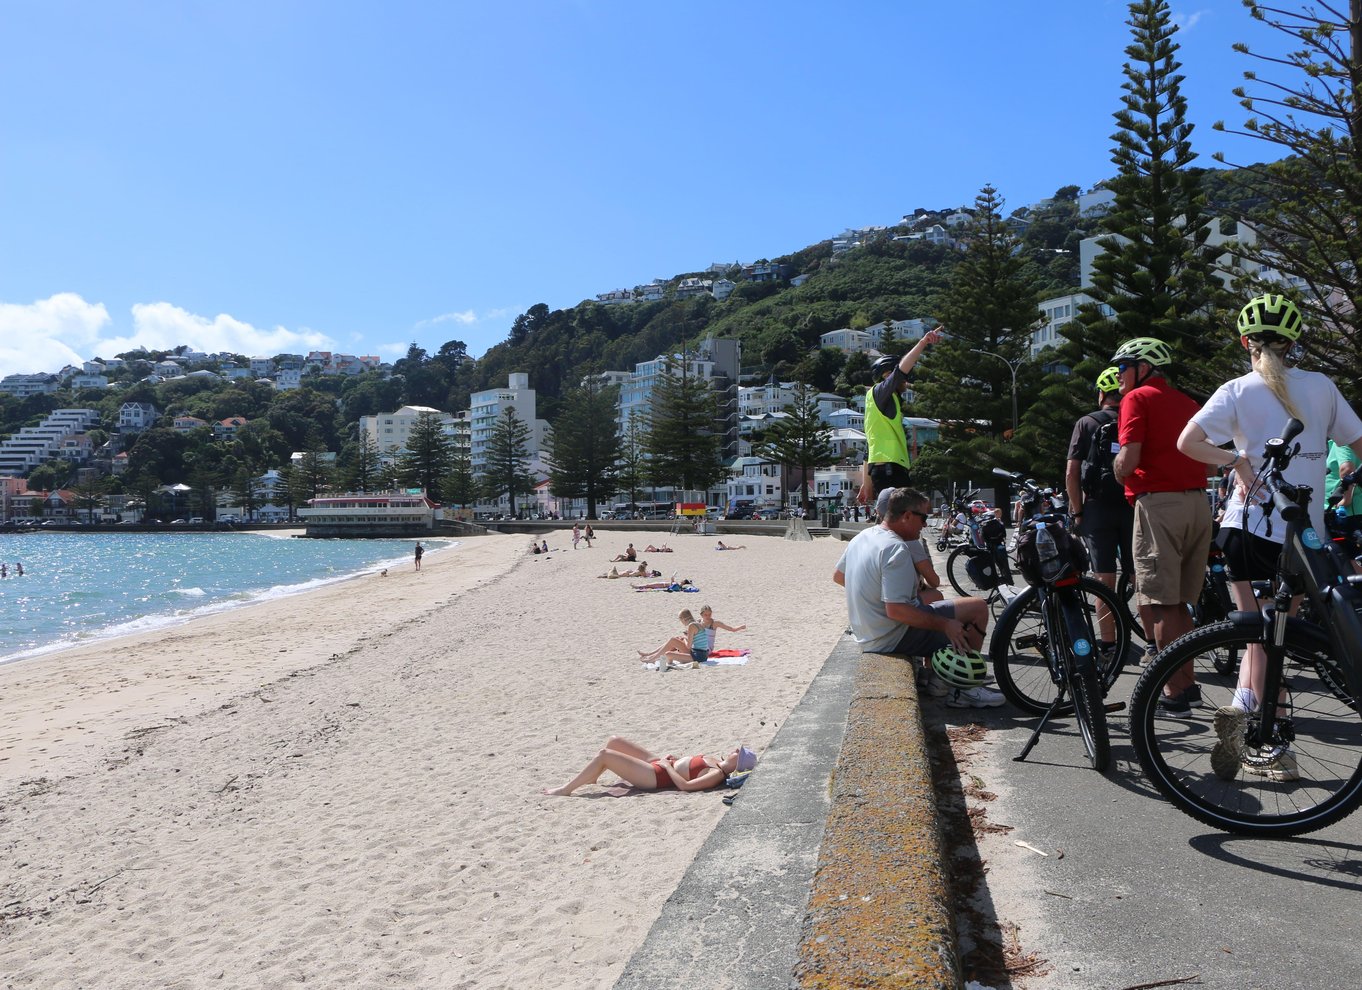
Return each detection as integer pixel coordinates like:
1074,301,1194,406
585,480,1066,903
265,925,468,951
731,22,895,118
871,355,898,377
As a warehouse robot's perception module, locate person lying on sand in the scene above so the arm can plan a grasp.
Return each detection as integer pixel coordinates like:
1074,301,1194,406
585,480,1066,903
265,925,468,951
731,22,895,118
599,562,654,579
715,541,747,550
542,736,757,795
643,544,673,553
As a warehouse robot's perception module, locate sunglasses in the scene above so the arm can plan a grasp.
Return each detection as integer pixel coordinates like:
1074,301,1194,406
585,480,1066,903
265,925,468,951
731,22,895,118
909,510,931,522
1117,361,1139,374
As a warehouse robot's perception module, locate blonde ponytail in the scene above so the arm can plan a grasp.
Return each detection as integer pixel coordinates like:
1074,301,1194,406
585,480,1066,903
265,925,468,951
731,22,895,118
1249,339,1303,421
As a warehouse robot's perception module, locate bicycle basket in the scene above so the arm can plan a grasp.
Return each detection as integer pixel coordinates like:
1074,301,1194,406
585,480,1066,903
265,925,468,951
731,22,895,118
965,546,1010,590
1015,523,1089,587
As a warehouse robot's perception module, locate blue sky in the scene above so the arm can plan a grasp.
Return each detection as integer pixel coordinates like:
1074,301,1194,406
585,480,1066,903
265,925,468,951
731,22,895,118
0,1,1286,378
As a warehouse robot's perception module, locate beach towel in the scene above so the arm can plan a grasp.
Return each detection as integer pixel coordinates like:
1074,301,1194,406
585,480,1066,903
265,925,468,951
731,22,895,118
643,653,750,671
632,583,700,592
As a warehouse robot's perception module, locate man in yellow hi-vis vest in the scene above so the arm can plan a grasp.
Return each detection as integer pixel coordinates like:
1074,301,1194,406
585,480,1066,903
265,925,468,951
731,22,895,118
858,328,943,507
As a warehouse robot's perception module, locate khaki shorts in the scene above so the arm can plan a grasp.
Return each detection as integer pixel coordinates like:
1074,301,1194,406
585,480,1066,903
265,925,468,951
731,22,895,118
1132,490,1212,606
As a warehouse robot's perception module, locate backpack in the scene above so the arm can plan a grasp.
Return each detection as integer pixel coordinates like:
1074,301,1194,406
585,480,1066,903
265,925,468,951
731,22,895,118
1080,409,1123,502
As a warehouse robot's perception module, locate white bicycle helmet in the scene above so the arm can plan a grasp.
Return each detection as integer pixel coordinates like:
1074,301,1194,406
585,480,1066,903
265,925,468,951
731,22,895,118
931,647,988,688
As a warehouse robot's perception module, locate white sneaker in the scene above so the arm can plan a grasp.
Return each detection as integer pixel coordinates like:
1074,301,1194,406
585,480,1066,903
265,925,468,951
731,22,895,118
945,685,1006,708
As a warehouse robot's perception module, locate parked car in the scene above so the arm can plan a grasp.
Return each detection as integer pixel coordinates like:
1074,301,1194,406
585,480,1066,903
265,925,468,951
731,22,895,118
754,508,781,520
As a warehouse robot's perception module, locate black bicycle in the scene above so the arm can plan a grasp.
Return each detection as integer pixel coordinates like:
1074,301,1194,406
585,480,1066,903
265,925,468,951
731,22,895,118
1129,420,1362,836
989,470,1132,771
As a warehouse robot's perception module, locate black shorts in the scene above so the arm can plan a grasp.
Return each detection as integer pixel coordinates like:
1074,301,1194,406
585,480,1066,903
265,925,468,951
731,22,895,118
868,462,912,498
1080,499,1133,574
1217,526,1281,583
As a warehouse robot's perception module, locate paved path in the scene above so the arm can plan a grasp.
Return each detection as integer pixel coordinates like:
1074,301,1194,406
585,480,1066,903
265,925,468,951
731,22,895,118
956,660,1362,990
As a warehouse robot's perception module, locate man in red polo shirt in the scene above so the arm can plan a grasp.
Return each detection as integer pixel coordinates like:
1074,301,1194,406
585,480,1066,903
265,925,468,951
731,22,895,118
1111,337,1212,716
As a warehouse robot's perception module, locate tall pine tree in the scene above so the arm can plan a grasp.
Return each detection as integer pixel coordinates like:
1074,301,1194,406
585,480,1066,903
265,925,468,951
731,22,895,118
644,355,726,495
480,407,535,515
396,412,454,499
1067,0,1234,400
913,184,1044,484
752,382,839,516
546,378,621,519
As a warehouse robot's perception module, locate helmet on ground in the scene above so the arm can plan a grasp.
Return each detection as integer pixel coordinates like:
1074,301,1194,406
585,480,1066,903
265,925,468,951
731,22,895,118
1095,366,1121,393
930,647,988,688
1237,293,1303,341
1111,337,1172,367
871,355,898,377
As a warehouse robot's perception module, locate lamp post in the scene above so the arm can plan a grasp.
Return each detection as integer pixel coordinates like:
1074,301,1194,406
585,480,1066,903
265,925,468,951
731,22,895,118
969,347,1024,438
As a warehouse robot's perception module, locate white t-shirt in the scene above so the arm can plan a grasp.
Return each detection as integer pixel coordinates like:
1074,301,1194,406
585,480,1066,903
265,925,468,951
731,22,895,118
1192,368,1362,542
835,525,921,653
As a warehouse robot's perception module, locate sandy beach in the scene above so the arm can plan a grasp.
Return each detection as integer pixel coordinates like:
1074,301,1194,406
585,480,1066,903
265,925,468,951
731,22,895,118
0,527,849,989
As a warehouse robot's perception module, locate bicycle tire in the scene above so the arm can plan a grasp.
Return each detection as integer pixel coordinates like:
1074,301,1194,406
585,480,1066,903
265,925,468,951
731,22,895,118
945,545,977,596
1129,619,1362,837
1117,570,1146,641
1071,657,1111,772
989,578,1130,716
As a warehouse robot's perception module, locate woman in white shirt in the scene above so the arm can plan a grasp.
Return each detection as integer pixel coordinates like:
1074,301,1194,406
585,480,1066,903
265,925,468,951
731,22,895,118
1178,294,1362,783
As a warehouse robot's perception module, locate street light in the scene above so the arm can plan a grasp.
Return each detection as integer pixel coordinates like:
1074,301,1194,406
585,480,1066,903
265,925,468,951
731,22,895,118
970,347,1024,438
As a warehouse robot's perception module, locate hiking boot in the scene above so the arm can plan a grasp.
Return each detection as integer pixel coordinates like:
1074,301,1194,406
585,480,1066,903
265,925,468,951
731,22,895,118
1243,746,1300,783
946,685,1006,708
1211,705,1247,780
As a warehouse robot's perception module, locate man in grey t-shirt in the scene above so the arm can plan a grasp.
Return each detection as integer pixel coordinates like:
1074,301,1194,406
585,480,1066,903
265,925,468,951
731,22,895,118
834,489,991,658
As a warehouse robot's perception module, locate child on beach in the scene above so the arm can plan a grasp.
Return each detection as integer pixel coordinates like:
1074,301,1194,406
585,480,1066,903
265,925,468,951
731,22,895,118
572,524,581,549
699,605,746,649
542,736,757,795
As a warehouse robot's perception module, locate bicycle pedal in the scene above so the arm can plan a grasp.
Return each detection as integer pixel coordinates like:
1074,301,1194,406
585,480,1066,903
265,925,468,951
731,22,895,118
1104,701,1127,713
1016,636,1042,649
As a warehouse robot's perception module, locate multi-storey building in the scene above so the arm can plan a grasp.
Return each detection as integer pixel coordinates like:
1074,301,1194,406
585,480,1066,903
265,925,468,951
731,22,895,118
468,374,549,474
0,408,101,475
360,405,464,463
0,373,60,397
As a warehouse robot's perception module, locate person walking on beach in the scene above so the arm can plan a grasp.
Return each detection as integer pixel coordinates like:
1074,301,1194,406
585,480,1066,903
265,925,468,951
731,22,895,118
414,541,424,571
542,736,756,795
583,524,594,548
572,524,581,549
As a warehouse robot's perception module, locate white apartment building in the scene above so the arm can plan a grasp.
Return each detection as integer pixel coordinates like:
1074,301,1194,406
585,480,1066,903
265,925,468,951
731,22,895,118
274,369,302,390
713,278,737,300
864,318,931,347
469,374,548,473
0,408,101,475
250,356,276,377
361,405,463,462
0,373,60,397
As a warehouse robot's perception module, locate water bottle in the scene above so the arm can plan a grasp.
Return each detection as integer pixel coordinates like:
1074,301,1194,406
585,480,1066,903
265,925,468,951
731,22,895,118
1035,521,1063,582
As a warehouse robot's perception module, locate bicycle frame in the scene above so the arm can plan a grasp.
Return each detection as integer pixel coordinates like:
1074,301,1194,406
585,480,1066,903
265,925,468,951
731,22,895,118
1240,426,1362,749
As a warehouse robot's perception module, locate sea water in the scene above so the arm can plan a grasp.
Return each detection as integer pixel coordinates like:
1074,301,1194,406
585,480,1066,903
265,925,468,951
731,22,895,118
0,532,453,665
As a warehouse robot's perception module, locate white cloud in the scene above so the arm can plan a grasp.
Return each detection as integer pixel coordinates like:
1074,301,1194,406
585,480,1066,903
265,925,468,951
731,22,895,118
127,302,333,358
0,293,112,378
0,293,335,379
1171,10,1206,31
417,309,479,328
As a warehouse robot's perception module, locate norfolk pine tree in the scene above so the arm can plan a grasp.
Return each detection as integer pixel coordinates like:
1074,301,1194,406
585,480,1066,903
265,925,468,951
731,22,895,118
1066,0,1237,401
480,406,536,514
546,378,621,519
644,355,726,495
912,185,1045,480
441,443,478,513
1215,0,1362,406
752,382,838,517
616,418,649,510
396,411,454,499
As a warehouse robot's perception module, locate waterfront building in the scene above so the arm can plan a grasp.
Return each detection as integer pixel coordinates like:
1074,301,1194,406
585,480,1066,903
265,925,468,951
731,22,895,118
297,492,438,537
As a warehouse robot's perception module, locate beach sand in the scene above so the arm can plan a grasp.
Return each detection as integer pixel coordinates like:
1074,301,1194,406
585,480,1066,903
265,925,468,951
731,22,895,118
0,528,850,989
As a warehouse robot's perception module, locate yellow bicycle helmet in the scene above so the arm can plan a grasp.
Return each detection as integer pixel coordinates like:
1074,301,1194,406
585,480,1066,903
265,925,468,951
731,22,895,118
1111,337,1173,367
1237,293,1303,341
1095,366,1121,393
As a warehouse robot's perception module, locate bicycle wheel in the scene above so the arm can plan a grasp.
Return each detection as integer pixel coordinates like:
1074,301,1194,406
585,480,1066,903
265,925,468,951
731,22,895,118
1070,658,1111,772
945,545,977,596
1129,619,1362,837
1117,570,1146,641
990,578,1130,716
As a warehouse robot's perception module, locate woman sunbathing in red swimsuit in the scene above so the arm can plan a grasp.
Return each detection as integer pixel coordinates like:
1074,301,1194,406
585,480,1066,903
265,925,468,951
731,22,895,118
542,736,757,795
